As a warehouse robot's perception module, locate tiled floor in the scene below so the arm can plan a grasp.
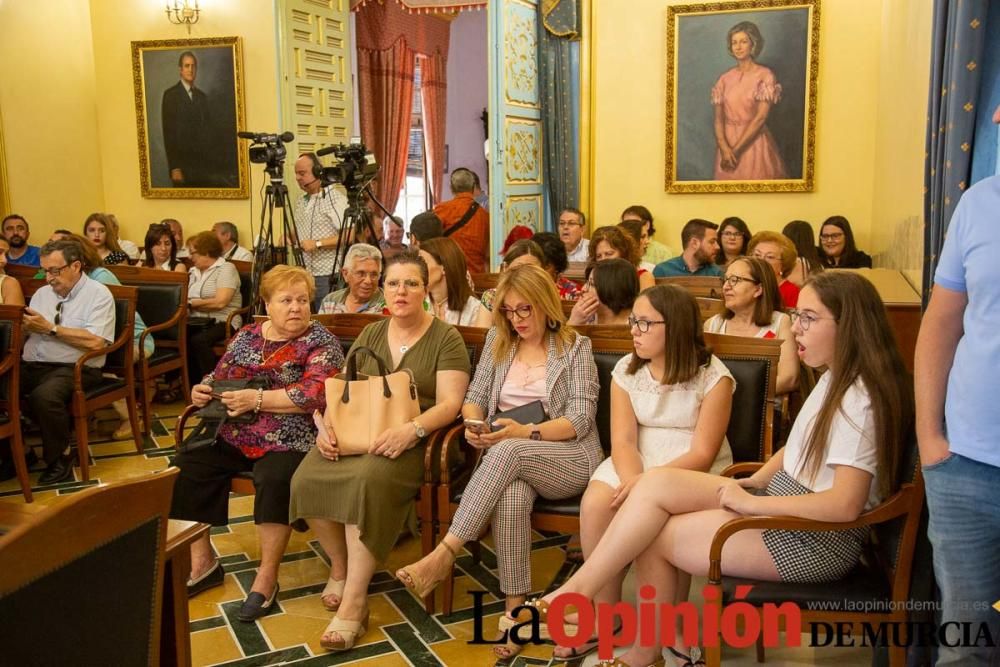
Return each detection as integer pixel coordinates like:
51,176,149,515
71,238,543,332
0,403,873,666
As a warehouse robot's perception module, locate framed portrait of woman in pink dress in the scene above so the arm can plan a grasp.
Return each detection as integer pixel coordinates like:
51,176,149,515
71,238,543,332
664,0,820,194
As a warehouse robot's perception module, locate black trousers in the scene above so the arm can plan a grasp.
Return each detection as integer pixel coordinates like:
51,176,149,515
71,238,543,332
186,321,228,387
170,442,305,526
20,362,103,466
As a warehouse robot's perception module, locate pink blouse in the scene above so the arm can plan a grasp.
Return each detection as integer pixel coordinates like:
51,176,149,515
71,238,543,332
498,359,550,414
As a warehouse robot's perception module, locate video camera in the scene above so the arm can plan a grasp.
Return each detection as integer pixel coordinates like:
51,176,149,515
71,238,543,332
315,142,379,191
239,131,294,179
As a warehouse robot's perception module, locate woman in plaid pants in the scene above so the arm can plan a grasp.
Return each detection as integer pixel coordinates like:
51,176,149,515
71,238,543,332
396,264,602,661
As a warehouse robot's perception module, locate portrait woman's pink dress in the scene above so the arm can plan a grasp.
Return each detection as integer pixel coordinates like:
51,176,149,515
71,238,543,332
711,65,788,180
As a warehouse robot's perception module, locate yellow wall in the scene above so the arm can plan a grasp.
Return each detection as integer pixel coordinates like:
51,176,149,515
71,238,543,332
0,0,280,247
0,0,106,232
589,0,929,257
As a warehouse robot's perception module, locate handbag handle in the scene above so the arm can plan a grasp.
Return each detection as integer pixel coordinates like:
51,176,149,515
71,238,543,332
342,345,392,402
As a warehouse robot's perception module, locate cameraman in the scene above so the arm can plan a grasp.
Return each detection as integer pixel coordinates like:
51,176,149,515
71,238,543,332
293,153,348,309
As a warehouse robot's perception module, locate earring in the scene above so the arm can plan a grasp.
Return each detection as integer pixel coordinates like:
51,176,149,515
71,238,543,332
547,317,560,331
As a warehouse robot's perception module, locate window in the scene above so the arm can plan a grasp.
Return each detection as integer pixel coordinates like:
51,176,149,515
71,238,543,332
394,56,430,225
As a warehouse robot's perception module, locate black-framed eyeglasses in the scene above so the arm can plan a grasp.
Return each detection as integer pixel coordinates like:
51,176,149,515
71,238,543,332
557,220,584,229
788,308,836,331
720,231,745,239
627,314,666,333
819,233,845,242
42,264,70,277
54,301,63,326
499,304,533,321
722,275,759,288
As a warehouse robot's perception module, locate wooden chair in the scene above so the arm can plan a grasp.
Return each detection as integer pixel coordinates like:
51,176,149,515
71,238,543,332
0,468,179,666
655,275,724,298
19,281,141,480
696,296,725,322
471,272,500,293
703,433,924,667
433,331,781,614
3,264,39,281
215,259,254,355
109,265,191,435
0,305,29,502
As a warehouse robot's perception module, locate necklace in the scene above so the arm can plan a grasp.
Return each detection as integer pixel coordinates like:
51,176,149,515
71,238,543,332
260,323,292,365
393,321,421,356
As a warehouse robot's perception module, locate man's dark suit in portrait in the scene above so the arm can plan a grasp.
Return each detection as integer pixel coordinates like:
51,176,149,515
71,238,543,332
162,51,223,188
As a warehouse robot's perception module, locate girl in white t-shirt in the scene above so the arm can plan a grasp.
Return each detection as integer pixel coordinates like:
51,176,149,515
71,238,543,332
529,271,913,667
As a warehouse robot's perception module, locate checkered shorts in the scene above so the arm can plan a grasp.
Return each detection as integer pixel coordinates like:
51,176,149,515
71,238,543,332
760,469,869,583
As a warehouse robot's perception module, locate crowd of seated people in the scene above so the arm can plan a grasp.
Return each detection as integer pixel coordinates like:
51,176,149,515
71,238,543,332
0,202,922,665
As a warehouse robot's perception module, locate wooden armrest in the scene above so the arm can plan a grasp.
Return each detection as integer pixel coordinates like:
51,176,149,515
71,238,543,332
706,483,917,583
720,462,764,478
438,422,480,486
173,404,201,449
423,418,459,484
74,330,130,385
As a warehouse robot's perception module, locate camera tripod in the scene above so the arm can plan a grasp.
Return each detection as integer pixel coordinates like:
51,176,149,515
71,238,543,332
327,181,393,292
250,176,305,314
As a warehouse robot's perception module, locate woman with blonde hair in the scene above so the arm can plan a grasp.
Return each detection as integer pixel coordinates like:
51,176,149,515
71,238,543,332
396,263,601,661
589,225,655,291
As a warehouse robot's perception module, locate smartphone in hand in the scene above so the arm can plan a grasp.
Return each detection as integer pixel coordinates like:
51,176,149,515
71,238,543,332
463,418,492,434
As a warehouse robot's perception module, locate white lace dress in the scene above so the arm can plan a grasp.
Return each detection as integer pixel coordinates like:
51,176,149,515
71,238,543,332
590,354,735,487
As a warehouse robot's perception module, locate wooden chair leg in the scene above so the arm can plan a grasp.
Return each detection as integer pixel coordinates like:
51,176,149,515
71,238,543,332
468,540,482,565
756,634,765,662
416,486,436,614
888,644,906,667
140,372,153,437
126,394,143,454
74,413,90,481
9,427,33,503
180,370,191,404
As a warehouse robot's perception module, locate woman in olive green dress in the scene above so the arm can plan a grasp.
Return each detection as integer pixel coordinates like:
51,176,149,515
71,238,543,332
289,250,470,651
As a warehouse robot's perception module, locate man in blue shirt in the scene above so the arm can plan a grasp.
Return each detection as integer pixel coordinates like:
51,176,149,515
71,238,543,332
652,219,723,277
2,214,41,266
915,173,1000,664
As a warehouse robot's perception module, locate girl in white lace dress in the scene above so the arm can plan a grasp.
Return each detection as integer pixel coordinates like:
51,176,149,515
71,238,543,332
552,285,734,661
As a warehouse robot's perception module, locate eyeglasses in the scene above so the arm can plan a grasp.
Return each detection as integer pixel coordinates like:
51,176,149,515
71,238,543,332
722,275,759,287
499,304,533,321
627,314,666,333
558,220,583,229
752,252,782,263
819,233,844,242
54,301,63,326
350,270,381,281
385,279,423,292
788,309,837,331
721,231,745,239
42,264,70,277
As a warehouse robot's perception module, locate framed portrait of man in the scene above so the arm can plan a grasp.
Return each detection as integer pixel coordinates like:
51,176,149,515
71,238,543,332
665,0,820,193
131,36,249,199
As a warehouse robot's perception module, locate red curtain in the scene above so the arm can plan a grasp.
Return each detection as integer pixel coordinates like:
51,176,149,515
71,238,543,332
358,38,415,216
420,52,447,203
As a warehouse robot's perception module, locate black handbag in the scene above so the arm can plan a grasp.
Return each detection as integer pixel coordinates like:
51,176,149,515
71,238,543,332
491,400,547,427
178,377,270,454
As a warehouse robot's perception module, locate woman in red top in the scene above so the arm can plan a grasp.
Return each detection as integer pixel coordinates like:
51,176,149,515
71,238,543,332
748,230,800,307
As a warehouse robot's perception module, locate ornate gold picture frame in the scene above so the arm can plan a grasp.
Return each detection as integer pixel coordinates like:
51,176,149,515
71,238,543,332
665,0,820,193
131,36,249,199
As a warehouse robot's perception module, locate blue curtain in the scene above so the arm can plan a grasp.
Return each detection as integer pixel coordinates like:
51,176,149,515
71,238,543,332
923,0,989,297
539,0,580,230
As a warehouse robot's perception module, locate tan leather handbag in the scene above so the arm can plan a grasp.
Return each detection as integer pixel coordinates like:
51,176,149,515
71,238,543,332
323,346,421,455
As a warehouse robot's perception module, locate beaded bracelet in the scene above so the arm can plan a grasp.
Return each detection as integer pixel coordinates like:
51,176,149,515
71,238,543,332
253,387,264,414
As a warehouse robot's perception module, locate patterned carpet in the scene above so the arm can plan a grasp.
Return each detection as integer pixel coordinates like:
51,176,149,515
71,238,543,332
0,402,869,666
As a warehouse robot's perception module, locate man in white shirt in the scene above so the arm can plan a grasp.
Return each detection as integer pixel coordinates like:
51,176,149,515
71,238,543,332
293,153,347,310
559,208,590,263
213,221,254,261
20,240,115,484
